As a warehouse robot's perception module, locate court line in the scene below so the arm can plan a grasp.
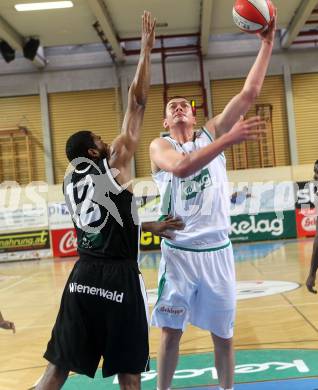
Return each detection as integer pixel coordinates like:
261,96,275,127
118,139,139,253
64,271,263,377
238,300,318,311
0,365,46,374
0,272,42,293
281,293,318,334
250,261,264,275
178,339,318,354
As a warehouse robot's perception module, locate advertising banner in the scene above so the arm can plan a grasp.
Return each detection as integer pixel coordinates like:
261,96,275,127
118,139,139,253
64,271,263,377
51,228,78,257
229,181,295,216
140,231,161,252
48,202,73,229
229,210,297,243
0,206,48,231
295,208,317,238
0,230,50,253
0,248,52,262
295,181,318,210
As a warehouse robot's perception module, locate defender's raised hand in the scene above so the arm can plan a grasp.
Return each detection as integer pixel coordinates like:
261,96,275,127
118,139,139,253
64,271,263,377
141,11,156,52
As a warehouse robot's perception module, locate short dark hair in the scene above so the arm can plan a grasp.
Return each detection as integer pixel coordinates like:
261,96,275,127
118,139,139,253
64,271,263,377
166,96,189,105
65,130,95,164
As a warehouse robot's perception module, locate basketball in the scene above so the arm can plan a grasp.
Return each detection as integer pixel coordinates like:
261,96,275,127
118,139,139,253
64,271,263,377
233,0,275,34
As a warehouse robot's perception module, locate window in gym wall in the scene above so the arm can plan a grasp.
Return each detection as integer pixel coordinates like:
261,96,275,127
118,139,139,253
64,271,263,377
211,75,290,170
0,95,44,184
49,89,122,184
292,72,318,164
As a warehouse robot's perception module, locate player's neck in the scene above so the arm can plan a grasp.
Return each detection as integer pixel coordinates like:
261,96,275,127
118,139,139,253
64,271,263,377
169,125,194,145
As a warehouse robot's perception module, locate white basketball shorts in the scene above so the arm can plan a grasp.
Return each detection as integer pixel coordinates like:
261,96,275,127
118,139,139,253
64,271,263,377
151,240,236,339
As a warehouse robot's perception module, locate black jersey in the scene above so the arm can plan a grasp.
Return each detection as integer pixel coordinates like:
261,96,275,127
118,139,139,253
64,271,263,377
64,158,139,262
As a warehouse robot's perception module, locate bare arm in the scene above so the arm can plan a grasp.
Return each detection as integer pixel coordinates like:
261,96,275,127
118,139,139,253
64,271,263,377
306,219,318,294
114,11,155,162
150,116,265,178
206,12,277,138
142,215,185,239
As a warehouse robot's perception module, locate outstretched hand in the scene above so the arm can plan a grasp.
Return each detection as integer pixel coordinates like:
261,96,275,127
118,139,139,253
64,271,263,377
226,116,267,145
257,8,277,44
141,10,156,51
143,215,185,239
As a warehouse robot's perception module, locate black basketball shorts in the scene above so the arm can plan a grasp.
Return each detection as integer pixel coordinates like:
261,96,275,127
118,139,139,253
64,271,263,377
44,259,150,378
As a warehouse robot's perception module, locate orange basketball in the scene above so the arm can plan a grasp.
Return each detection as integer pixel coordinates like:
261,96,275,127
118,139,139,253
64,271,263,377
233,0,275,33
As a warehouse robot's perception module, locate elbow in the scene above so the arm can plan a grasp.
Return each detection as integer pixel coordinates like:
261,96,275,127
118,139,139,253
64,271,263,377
128,83,147,108
242,87,260,104
173,164,190,178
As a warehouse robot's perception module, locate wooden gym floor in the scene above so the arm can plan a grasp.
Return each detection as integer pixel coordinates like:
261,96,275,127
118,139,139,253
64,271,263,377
0,238,318,390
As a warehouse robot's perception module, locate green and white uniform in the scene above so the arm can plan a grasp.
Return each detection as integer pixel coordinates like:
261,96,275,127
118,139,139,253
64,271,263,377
151,128,236,338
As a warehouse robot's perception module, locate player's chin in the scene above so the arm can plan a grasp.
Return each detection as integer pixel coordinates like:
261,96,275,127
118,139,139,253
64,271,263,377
174,117,186,123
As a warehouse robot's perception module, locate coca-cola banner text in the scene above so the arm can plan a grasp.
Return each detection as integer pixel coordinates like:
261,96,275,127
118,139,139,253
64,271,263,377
51,228,78,257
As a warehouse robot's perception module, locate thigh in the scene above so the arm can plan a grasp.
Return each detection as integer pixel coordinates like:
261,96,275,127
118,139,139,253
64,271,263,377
44,262,103,378
151,244,197,331
190,246,236,337
101,269,150,377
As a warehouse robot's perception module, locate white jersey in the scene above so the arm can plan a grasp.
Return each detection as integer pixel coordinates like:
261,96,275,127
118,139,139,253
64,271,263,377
153,127,231,250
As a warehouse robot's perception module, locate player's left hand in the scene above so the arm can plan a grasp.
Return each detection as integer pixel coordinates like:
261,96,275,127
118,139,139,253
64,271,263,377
258,7,277,44
146,215,185,239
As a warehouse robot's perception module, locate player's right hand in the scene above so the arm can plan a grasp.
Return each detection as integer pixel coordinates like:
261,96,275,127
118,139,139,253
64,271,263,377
226,116,266,145
141,11,156,51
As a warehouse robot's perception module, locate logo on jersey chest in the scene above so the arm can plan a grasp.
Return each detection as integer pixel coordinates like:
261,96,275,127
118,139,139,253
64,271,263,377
181,168,212,200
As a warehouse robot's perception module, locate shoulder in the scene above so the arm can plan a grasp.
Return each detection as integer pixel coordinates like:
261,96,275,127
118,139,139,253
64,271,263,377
150,137,174,151
204,116,218,138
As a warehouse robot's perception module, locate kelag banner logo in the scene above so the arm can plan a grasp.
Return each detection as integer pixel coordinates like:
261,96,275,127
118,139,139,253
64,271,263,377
230,211,297,242
64,349,318,389
0,230,50,252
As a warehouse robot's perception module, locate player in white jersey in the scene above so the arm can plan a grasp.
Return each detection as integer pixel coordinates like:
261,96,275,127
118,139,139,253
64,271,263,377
149,12,276,390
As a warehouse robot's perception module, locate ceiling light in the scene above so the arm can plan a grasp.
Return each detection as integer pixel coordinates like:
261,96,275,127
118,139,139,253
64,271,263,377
15,1,73,11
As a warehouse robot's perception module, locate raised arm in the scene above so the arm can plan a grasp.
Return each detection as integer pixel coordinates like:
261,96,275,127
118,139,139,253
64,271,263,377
150,116,265,178
116,11,155,161
206,11,277,138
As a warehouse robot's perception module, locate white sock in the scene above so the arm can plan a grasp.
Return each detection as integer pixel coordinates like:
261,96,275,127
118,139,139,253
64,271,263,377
219,387,233,390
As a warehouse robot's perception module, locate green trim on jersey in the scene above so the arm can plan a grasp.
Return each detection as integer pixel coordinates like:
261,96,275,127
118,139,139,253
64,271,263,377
159,179,172,218
202,127,226,161
156,265,167,304
164,239,231,252
202,127,214,142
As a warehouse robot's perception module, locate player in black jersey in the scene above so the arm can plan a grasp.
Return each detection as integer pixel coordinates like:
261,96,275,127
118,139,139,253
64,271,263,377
36,11,182,390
